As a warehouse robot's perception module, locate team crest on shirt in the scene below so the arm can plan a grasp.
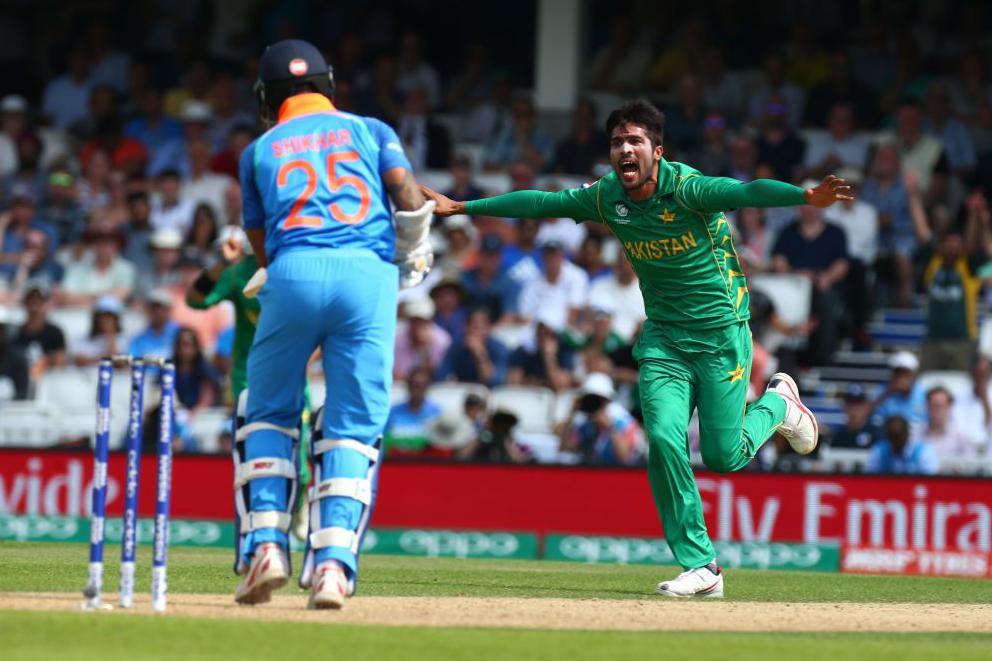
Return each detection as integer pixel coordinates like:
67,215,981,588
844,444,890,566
613,202,631,223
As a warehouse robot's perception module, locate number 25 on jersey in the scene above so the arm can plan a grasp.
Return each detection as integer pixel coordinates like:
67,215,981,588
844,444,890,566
276,150,371,229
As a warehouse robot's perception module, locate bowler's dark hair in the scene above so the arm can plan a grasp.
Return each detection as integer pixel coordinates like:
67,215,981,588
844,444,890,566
605,100,665,147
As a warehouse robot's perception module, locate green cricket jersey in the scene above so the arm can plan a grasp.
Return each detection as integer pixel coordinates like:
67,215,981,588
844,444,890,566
187,255,260,400
464,159,806,330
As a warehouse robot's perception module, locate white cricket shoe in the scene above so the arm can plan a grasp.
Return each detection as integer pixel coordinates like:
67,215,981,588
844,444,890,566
308,561,349,610
656,564,724,598
766,372,819,455
235,542,289,605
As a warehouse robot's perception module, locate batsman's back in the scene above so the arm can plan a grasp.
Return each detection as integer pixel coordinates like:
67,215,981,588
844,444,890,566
240,102,394,264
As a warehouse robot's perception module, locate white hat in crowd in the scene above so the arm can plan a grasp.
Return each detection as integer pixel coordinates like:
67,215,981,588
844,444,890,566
146,289,172,307
405,297,435,320
180,100,213,123
888,351,920,372
150,228,183,250
94,295,123,316
444,215,477,241
1,95,27,113
428,410,476,449
580,372,615,400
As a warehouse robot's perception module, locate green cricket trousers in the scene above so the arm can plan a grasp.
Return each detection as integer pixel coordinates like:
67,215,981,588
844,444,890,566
634,320,787,570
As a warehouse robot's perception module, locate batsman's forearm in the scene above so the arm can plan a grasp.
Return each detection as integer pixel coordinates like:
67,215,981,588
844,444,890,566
384,167,425,211
464,190,579,219
246,229,267,267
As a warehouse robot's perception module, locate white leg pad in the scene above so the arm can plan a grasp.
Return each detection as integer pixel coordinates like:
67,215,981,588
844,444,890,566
240,511,292,534
236,421,300,442
310,527,359,553
233,390,301,576
234,457,296,488
313,477,372,506
313,438,380,463
299,408,381,590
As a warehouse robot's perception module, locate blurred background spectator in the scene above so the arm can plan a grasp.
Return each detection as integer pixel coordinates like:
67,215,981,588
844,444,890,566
867,414,939,475
460,235,519,324
58,224,135,305
551,98,604,176
556,372,645,466
385,366,442,456
771,190,849,365
830,385,881,449
71,295,125,366
921,229,981,370
394,297,450,380
873,351,927,428
507,313,575,392
398,87,452,171
485,96,553,171
171,326,220,431
13,282,65,380
917,385,985,467
518,239,588,330
128,289,177,362
437,307,509,387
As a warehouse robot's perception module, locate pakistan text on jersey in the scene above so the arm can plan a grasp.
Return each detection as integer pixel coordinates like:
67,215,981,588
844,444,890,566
623,232,698,261
272,129,354,158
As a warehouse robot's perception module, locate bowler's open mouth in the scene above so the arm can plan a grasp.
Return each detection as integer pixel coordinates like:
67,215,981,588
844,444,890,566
619,159,639,182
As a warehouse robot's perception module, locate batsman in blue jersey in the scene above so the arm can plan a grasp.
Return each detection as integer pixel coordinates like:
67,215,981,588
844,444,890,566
233,39,433,609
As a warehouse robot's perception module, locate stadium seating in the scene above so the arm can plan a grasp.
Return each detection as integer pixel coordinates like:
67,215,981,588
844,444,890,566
553,389,579,424
186,408,231,454
47,308,93,349
749,273,811,352
818,446,870,473
491,385,555,433
514,432,565,464
0,401,60,447
868,309,927,350
34,367,96,443
427,382,491,417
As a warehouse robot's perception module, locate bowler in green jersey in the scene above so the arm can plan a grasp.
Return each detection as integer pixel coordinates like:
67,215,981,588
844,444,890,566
423,100,851,598
186,229,261,405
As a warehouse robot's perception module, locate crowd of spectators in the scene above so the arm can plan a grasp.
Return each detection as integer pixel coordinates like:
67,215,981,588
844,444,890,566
2,4,992,473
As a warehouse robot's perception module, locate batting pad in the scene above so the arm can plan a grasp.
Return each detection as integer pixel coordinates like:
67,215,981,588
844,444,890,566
299,407,381,593
232,391,300,574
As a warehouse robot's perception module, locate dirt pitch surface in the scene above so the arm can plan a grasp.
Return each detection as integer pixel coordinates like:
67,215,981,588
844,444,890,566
3,592,991,633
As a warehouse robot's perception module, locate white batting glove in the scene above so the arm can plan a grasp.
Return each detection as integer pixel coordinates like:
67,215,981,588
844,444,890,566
397,243,434,289
394,200,436,290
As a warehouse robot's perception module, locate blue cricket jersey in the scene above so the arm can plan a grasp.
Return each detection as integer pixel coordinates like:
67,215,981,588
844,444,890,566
240,94,411,262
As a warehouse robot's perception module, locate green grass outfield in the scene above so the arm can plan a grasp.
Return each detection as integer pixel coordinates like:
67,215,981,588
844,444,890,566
2,542,991,660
